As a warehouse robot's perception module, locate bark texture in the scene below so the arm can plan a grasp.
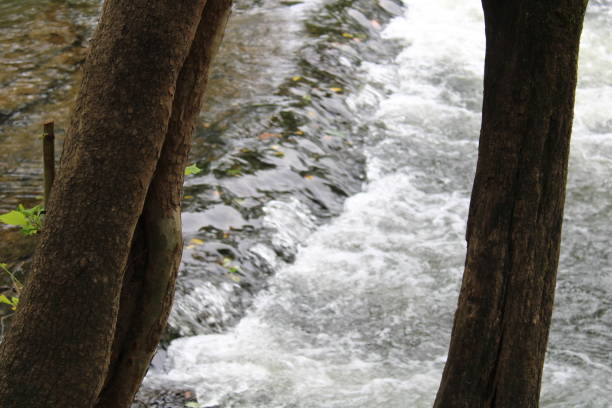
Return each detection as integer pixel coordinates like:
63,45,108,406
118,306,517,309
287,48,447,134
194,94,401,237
96,1,232,406
434,1,588,407
0,0,231,407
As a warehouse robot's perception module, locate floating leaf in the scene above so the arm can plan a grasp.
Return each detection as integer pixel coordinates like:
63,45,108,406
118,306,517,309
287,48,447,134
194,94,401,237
303,174,314,180
229,274,241,283
228,266,239,274
341,32,354,38
0,210,28,227
294,130,304,135
291,76,301,81
184,164,202,176
329,87,343,93
183,195,194,199
185,403,201,408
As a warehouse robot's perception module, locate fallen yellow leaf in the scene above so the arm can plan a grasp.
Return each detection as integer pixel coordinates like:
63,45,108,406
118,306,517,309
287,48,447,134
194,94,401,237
341,33,354,38
291,76,301,81
189,238,204,246
330,87,343,93
303,174,314,180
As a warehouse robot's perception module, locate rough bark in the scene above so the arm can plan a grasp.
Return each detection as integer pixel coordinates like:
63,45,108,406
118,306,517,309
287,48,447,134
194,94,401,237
0,0,230,406
95,2,232,407
434,1,588,407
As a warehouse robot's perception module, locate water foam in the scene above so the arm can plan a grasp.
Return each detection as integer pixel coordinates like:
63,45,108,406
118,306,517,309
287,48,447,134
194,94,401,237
150,0,611,406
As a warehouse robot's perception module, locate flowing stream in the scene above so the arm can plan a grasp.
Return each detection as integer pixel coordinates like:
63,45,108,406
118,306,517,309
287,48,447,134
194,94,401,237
0,0,610,407
144,1,612,407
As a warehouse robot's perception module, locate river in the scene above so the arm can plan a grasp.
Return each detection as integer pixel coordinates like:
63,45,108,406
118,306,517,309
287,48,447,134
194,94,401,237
1,0,610,407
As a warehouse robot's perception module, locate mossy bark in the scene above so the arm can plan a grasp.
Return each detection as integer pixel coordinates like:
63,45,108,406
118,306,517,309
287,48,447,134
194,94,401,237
0,1,232,407
434,1,588,407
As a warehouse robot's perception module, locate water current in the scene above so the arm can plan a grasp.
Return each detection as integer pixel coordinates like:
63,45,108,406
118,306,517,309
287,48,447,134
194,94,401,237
145,1,612,407
0,0,610,407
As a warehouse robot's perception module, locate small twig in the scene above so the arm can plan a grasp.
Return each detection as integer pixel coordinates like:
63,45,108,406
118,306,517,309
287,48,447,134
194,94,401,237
42,121,55,208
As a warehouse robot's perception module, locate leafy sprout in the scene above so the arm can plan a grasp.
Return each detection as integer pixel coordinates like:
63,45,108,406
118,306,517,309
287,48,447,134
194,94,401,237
0,263,22,311
0,204,44,235
184,164,202,176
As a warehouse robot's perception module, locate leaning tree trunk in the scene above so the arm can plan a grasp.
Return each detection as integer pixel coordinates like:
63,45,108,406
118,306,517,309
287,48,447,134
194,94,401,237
434,1,588,407
0,1,231,407
96,1,232,406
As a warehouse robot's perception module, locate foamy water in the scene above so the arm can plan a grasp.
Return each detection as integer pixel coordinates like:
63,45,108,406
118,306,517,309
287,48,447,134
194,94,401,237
147,1,612,406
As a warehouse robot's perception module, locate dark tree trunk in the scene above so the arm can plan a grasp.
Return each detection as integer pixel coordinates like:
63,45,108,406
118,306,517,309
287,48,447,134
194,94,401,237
434,1,588,407
0,1,231,407
96,1,232,406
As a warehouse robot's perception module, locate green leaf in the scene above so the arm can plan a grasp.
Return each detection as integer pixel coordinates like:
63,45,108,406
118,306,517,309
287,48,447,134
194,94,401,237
185,164,202,176
0,211,28,227
0,295,13,306
185,403,200,408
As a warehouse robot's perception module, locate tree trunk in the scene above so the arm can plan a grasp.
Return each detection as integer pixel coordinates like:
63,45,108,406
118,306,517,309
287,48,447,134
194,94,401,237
0,1,231,407
96,1,232,406
434,1,588,407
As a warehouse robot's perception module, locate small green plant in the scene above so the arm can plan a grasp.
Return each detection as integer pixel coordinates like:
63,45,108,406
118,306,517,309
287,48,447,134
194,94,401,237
0,204,44,235
0,263,22,311
184,164,202,176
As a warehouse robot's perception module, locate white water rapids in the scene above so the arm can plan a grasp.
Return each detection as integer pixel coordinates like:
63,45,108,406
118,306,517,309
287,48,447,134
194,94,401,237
146,1,612,406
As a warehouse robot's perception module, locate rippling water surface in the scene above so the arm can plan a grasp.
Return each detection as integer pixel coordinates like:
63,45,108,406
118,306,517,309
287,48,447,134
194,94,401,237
146,0,611,407
1,0,610,407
